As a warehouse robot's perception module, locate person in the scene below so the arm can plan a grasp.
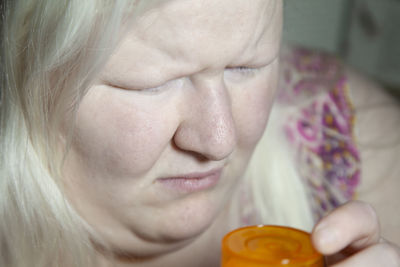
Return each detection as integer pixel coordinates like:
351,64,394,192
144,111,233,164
0,0,399,266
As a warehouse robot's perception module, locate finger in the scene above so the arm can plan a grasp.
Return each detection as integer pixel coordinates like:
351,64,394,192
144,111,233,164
328,241,400,267
311,201,380,255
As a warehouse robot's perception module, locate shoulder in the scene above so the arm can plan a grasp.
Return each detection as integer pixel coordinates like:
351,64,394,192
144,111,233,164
278,46,400,240
275,45,400,240
346,67,400,243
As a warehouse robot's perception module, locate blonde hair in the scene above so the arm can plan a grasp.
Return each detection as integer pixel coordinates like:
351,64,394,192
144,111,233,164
0,0,312,266
0,1,141,266
247,102,314,231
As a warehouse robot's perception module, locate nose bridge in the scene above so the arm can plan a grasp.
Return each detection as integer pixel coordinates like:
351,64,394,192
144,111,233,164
174,74,237,160
198,77,235,146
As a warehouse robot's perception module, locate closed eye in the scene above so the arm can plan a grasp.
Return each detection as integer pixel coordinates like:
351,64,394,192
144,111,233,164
223,66,264,83
226,66,260,74
106,77,185,94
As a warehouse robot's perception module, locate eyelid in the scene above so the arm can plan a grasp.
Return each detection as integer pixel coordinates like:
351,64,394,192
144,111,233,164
104,82,160,93
108,77,186,93
228,55,279,72
227,66,259,72
106,60,273,91
224,65,263,76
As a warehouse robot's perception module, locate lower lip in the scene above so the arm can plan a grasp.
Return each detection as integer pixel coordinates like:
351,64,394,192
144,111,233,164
158,170,222,193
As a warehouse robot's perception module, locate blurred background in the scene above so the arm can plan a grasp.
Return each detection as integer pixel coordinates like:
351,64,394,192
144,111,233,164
283,0,400,93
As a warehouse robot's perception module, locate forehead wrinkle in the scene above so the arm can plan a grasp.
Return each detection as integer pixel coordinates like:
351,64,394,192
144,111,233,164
102,0,280,87
240,0,282,64
138,0,277,69
102,9,197,88
256,0,280,45
129,5,202,77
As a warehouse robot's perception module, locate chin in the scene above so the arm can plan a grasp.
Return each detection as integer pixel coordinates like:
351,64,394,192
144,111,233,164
156,189,227,242
94,188,228,260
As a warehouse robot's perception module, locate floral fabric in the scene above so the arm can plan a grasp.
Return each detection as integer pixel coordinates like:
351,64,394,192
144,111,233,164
278,46,361,220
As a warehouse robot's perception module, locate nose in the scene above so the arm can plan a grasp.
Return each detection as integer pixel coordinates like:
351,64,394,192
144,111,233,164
173,75,237,161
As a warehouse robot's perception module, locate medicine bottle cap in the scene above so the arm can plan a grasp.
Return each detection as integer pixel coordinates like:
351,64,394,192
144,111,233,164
221,225,323,267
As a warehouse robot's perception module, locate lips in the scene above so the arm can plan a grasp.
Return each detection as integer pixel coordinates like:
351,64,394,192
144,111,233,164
157,168,223,193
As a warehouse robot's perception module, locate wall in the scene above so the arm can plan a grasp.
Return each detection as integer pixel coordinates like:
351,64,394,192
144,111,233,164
283,0,348,54
283,0,400,89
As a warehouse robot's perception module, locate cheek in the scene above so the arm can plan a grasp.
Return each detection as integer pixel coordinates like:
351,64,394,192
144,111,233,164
72,87,176,177
233,62,279,147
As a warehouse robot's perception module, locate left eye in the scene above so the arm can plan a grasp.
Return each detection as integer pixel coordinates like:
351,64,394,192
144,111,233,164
226,66,260,75
224,66,262,82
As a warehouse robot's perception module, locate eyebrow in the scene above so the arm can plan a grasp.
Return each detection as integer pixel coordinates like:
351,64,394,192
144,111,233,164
101,45,279,91
100,10,280,89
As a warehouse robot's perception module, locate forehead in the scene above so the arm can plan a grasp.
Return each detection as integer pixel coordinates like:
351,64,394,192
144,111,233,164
102,0,282,86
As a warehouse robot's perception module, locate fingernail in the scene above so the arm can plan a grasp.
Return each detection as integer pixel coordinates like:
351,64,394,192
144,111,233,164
315,223,337,248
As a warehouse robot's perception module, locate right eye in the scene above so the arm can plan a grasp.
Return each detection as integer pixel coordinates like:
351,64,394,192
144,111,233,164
107,78,185,94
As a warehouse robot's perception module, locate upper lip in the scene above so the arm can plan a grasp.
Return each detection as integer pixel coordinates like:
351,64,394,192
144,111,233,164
158,167,223,180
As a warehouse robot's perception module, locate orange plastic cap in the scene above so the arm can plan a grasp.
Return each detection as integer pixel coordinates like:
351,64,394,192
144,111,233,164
221,225,323,267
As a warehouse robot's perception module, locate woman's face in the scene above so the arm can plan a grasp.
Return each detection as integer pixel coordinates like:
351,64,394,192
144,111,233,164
63,0,282,258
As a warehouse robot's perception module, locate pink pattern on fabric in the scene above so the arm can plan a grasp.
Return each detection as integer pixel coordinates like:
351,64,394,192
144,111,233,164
279,46,361,220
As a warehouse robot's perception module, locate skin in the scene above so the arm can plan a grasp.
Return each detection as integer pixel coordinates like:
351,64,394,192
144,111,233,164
310,69,400,266
61,0,400,266
63,0,281,265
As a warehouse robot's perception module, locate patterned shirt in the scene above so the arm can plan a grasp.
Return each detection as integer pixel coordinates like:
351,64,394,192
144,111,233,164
278,46,361,221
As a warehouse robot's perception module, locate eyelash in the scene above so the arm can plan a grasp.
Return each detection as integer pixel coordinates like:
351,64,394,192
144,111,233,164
144,67,259,92
226,66,261,75
144,84,164,93
144,78,185,93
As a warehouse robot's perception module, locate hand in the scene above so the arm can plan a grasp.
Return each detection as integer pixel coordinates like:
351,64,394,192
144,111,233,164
311,201,400,266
